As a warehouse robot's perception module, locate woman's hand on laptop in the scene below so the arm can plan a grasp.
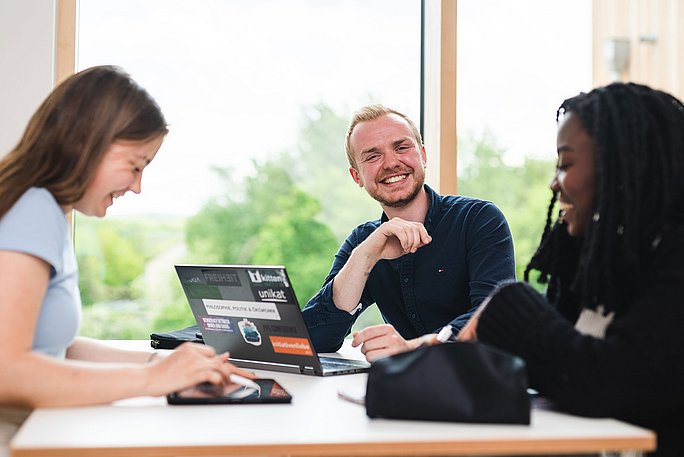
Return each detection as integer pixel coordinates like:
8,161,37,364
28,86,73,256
146,342,255,397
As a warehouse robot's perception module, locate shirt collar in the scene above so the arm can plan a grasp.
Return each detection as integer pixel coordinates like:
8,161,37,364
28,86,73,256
379,184,440,231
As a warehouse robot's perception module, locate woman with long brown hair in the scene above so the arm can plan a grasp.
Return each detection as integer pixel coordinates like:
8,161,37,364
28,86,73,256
0,66,250,447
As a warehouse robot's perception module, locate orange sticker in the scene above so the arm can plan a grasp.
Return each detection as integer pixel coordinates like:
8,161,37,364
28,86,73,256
269,336,314,356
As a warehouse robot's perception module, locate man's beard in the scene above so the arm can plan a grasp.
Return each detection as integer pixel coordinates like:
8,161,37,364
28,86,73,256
369,173,424,208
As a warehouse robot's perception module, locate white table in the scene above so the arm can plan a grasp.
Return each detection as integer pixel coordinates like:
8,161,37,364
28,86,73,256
10,341,655,457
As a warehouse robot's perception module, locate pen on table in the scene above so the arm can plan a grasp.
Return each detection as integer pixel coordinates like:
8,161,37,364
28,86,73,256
230,374,260,389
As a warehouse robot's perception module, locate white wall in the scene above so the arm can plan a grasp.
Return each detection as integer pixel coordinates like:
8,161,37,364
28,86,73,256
0,0,56,157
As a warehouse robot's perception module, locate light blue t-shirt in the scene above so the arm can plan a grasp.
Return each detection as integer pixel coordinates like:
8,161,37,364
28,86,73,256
0,188,81,358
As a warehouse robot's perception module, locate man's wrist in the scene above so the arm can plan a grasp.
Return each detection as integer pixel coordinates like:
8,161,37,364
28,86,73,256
349,244,380,273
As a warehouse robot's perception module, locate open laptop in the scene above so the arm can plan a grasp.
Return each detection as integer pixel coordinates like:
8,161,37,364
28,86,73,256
175,264,370,376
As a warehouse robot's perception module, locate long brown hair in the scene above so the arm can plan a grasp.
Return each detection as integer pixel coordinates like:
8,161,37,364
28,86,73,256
0,65,168,219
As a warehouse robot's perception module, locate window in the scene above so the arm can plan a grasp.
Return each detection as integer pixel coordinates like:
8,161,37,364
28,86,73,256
75,0,422,338
72,0,589,338
456,0,592,282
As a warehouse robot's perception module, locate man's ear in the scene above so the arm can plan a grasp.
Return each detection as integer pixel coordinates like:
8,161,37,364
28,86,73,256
420,145,427,166
349,166,363,187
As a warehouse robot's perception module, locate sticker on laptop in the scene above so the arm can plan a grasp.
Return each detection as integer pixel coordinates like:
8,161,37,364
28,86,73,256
262,324,299,335
252,286,292,303
238,319,262,346
182,283,222,300
247,269,290,287
202,299,281,320
201,268,242,287
198,316,234,333
269,336,314,356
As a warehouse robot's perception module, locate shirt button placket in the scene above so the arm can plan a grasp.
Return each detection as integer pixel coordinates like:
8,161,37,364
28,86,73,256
400,257,425,334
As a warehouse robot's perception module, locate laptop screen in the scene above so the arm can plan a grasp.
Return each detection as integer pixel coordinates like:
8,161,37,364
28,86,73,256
175,265,322,371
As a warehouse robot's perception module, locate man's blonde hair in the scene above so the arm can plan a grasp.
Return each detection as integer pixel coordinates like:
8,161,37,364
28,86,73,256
345,104,423,168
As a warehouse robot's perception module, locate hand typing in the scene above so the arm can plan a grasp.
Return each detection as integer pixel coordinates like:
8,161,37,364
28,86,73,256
147,342,255,397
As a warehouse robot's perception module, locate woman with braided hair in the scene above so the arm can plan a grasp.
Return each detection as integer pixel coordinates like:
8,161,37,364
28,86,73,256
459,82,684,456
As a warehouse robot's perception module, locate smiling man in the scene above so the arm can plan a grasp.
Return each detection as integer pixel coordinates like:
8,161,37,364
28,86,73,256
302,105,516,361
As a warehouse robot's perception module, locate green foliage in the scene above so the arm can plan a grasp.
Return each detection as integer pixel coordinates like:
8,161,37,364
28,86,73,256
97,224,144,288
76,215,188,339
79,300,152,340
77,254,106,307
76,216,185,307
457,130,555,285
251,187,339,304
187,162,339,306
287,103,379,241
151,274,197,333
152,299,196,333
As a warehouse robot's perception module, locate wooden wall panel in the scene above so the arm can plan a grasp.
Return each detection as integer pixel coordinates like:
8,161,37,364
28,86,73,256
55,0,76,85
593,0,684,99
423,0,458,196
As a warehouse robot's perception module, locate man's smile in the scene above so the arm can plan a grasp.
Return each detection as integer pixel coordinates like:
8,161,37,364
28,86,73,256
380,173,409,184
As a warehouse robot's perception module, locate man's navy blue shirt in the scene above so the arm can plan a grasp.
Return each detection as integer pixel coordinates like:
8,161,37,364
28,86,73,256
302,185,516,353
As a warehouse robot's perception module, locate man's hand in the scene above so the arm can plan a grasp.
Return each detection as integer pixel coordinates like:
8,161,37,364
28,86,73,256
358,217,432,263
332,218,431,314
351,324,424,362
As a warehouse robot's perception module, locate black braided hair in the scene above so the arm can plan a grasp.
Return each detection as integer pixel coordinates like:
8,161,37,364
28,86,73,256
525,82,684,313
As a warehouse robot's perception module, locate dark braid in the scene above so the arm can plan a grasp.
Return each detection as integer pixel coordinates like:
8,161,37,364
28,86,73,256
524,191,558,284
526,82,684,313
